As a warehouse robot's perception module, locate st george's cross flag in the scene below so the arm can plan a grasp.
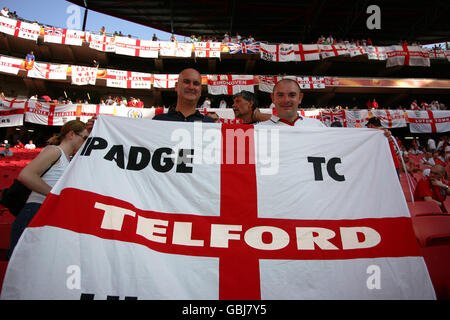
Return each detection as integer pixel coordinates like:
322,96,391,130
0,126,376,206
24,100,83,126
257,75,283,93
207,74,255,95
346,44,368,57
406,110,450,133
153,74,179,89
88,34,116,52
296,76,325,89
294,44,321,61
0,55,24,75
260,43,298,62
194,42,222,58
159,42,192,57
114,36,159,58
0,16,41,41
367,46,388,60
43,27,85,46
0,97,25,127
0,116,436,299
371,110,407,128
27,62,68,80
386,45,430,67
319,44,349,59
345,110,369,128
105,69,152,89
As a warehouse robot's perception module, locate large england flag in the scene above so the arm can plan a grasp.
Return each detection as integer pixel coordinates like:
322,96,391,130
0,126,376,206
114,37,159,58
345,110,369,128
319,44,349,59
105,69,152,89
294,44,321,61
0,116,435,299
367,46,387,60
371,110,407,128
0,55,23,75
159,42,193,57
386,45,430,67
260,43,298,62
0,98,25,127
194,42,221,58
88,34,116,52
25,101,82,126
297,76,325,89
406,110,450,133
71,66,98,86
27,62,68,80
0,17,41,40
43,27,85,46
153,74,179,89
208,74,255,95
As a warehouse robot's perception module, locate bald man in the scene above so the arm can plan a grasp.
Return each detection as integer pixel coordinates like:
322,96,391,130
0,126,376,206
414,164,450,208
153,68,215,122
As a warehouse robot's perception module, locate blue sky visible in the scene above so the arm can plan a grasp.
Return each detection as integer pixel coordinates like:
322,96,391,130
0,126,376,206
1,0,184,41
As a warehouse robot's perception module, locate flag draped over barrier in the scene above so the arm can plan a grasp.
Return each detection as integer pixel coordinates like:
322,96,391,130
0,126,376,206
0,116,436,299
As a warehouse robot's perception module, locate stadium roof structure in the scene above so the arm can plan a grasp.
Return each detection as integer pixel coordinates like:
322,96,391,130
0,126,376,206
67,0,450,45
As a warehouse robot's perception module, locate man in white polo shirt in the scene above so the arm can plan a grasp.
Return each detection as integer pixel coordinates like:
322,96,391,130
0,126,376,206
259,78,325,127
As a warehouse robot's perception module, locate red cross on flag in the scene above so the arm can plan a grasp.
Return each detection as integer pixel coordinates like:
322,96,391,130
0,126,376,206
159,42,193,57
153,74,179,88
406,110,450,133
114,36,159,58
25,100,82,126
260,43,298,62
207,74,255,95
320,109,347,127
194,42,222,58
386,45,430,67
0,97,26,127
0,55,24,75
105,69,152,89
371,110,407,128
257,75,283,93
346,44,368,57
0,16,41,40
88,33,116,52
344,110,369,128
294,44,320,61
27,62,68,80
43,27,85,46
1,116,436,299
367,46,388,60
319,44,349,59
296,76,325,89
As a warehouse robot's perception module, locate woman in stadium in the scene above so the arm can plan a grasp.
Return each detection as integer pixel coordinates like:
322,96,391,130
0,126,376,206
6,120,88,259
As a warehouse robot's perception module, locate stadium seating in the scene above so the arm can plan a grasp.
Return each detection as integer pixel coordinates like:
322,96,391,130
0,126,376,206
407,201,444,217
412,215,450,247
420,245,450,300
0,261,7,295
0,223,12,261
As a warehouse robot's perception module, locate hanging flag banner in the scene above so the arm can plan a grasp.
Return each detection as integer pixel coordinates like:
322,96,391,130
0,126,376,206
319,44,349,59
27,62,68,80
345,110,369,128
194,42,222,58
0,98,25,127
207,74,255,95
114,37,159,58
24,100,82,126
294,44,321,61
0,55,24,75
257,75,283,93
0,17,41,40
297,76,325,89
260,43,299,62
105,69,152,89
227,42,260,54
367,46,388,60
320,109,347,127
406,110,450,133
386,45,430,67
70,66,98,86
88,34,116,52
153,74,179,89
371,110,407,128
346,44,368,57
43,27,85,46
1,116,436,299
159,42,193,57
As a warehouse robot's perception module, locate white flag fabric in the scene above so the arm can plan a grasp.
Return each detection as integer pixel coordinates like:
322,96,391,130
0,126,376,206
257,75,283,93
88,34,116,52
297,76,325,89
386,45,430,67
371,110,407,128
346,44,368,57
114,37,159,58
153,74,179,89
105,69,152,89
71,66,98,86
194,42,221,58
159,42,193,57
207,74,255,95
0,17,41,40
345,110,369,128
27,62,68,80
260,43,298,62
294,44,321,61
0,98,25,127
319,44,349,59
1,116,435,299
406,110,450,133
367,46,388,60
0,55,23,75
43,27,85,46
25,100,83,126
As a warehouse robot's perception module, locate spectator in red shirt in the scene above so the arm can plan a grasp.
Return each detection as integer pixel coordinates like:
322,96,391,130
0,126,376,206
414,164,450,209
371,99,379,109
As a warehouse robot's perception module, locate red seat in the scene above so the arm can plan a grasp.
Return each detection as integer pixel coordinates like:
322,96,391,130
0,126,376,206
0,223,12,261
0,261,8,295
412,215,450,247
420,245,450,300
407,201,444,217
